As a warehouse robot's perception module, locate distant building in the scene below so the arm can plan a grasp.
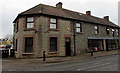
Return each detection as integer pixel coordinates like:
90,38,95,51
13,2,120,58
0,38,11,45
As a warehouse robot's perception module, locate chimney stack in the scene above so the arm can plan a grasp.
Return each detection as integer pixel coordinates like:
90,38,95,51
56,2,62,8
86,11,91,15
104,16,109,21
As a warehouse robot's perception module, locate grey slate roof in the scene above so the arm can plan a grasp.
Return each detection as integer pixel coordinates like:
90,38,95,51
13,4,120,28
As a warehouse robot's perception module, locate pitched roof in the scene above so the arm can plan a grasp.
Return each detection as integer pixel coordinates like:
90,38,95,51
14,4,120,28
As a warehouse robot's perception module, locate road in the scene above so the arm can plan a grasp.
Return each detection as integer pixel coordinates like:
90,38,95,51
4,54,118,71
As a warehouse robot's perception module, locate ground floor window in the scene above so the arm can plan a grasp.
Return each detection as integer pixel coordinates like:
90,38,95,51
25,37,33,53
15,39,18,51
106,39,119,51
88,39,104,51
50,37,57,52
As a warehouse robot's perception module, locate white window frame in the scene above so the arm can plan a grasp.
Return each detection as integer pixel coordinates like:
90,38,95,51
116,29,119,36
76,23,82,32
50,18,57,29
94,25,99,34
26,17,34,28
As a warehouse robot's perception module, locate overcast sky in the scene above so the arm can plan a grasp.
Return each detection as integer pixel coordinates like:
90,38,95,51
1,0,119,38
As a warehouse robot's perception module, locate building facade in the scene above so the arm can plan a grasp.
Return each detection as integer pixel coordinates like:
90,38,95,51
13,2,120,58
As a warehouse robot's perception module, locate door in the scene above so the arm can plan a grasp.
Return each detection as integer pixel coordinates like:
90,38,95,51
65,38,71,56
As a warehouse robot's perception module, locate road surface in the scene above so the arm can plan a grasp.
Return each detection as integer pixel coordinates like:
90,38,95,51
3,54,118,71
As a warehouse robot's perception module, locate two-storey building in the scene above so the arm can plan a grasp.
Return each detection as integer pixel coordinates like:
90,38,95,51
13,2,120,58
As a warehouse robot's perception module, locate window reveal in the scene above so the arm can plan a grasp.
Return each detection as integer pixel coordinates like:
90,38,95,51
94,26,99,34
50,18,57,29
50,37,57,52
25,37,33,53
26,17,34,28
76,23,82,32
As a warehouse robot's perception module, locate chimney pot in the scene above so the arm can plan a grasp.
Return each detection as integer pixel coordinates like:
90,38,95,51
56,2,62,8
86,11,91,15
104,16,109,21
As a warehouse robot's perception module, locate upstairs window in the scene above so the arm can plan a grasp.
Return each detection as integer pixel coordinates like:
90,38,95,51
50,37,57,52
15,21,19,32
76,23,82,32
16,21,19,32
50,18,57,29
94,25,99,34
26,17,34,28
112,29,115,37
116,29,119,36
106,27,109,34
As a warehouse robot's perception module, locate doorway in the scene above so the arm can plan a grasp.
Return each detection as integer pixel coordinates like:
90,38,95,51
65,38,71,56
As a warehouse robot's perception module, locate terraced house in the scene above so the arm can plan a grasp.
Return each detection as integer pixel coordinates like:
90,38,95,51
13,2,120,58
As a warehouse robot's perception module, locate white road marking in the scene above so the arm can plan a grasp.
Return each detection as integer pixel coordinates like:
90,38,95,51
77,68,85,71
87,62,111,69
77,62,111,71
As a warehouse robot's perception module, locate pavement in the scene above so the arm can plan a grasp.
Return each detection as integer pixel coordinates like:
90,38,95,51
2,50,119,71
42,50,119,63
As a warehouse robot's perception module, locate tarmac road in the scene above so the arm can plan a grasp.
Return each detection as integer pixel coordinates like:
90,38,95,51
4,54,118,71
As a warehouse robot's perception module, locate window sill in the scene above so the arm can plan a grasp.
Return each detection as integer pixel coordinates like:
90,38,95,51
76,32,83,34
22,53,34,55
24,28,36,31
49,29,59,31
48,52,58,54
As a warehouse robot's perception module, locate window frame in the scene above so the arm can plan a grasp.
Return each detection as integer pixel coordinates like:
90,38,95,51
94,25,99,34
49,18,57,29
76,23,82,33
15,39,18,51
24,37,33,53
50,37,57,52
26,16,35,29
106,27,109,34
116,29,119,36
112,28,115,37
15,21,19,33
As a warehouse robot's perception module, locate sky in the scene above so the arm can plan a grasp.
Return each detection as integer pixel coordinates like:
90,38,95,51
1,0,120,38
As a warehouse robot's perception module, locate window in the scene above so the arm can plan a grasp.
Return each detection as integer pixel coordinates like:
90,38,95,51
16,21,19,32
15,39,18,51
94,26,99,34
26,17,34,28
112,29,115,37
50,37,57,52
106,27,109,34
116,29,119,36
25,37,33,53
50,18,57,29
76,23,82,32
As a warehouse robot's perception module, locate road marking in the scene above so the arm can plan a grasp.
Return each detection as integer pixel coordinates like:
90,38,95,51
87,62,111,69
77,68,85,71
77,62,111,71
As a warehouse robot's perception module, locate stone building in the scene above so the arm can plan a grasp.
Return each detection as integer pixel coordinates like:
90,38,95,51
13,2,120,58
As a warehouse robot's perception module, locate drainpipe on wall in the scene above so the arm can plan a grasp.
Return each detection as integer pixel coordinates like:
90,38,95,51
73,22,76,56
